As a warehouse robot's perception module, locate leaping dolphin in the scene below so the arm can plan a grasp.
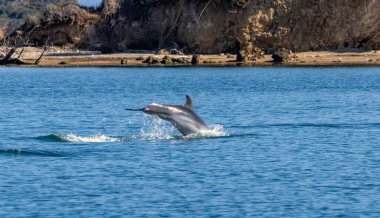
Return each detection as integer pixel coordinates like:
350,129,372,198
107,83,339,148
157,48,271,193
126,95,209,136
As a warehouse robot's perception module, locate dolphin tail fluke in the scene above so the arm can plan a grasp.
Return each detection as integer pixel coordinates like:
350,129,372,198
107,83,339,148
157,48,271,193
125,108,144,112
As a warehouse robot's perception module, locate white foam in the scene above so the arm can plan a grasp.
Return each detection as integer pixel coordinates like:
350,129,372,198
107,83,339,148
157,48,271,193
185,124,230,139
57,134,120,143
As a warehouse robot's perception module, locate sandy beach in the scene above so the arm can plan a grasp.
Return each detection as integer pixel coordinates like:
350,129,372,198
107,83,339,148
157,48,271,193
4,47,380,67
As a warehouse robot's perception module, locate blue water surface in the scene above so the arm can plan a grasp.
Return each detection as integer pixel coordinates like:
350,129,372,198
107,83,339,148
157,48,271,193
0,66,379,217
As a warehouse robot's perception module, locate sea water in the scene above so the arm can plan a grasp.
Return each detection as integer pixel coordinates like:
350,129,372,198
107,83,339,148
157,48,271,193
0,66,379,217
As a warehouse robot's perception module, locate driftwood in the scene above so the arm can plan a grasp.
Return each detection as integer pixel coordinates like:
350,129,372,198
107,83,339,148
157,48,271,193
34,46,47,65
0,34,50,66
34,35,51,65
0,45,30,65
0,46,45,66
0,46,16,64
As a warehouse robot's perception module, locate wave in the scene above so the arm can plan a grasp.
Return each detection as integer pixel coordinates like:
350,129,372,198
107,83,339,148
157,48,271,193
0,149,65,157
34,116,231,143
36,134,120,143
34,131,252,144
34,125,230,143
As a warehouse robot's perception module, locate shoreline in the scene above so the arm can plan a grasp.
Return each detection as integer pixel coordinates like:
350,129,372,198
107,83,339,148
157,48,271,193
3,48,380,67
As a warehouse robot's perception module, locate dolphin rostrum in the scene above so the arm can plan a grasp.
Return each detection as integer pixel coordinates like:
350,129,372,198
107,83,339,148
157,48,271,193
126,95,209,136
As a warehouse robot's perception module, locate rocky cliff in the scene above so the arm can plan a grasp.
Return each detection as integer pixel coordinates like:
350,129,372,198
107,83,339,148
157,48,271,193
14,0,380,56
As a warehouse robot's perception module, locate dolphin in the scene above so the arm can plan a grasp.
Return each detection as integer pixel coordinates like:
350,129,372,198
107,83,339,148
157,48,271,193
126,95,209,136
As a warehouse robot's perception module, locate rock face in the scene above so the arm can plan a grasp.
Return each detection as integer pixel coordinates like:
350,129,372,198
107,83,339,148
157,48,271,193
15,0,380,55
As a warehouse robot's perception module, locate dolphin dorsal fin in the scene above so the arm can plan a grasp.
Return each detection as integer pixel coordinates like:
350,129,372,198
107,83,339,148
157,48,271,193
184,95,194,110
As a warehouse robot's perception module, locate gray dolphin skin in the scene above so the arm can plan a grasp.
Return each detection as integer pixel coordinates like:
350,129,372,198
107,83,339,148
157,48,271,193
126,95,209,136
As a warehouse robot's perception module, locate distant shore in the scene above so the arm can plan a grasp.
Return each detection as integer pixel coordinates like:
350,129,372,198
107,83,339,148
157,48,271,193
3,47,380,67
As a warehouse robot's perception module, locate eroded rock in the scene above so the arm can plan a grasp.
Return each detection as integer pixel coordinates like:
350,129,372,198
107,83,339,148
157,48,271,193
272,48,291,62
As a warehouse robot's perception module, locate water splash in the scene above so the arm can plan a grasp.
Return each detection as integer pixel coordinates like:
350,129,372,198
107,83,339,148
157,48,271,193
137,115,230,140
184,124,230,139
138,114,177,140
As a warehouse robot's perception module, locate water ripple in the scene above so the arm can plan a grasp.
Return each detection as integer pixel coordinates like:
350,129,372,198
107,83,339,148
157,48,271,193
0,149,66,157
253,122,380,129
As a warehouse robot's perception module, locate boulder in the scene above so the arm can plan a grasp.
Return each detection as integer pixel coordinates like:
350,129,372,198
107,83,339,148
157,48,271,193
272,48,291,62
172,57,184,64
143,56,160,64
156,49,169,55
120,59,128,65
161,55,173,64
191,55,200,65
237,47,264,62
236,50,247,62
170,49,184,55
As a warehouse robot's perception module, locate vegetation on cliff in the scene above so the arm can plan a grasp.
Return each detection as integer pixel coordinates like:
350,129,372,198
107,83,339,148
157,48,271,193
0,0,73,20
0,0,76,36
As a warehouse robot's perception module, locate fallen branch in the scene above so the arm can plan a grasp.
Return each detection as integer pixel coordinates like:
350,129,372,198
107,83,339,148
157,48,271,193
35,47,47,65
0,40,49,66
0,46,16,64
34,35,51,65
0,46,30,65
